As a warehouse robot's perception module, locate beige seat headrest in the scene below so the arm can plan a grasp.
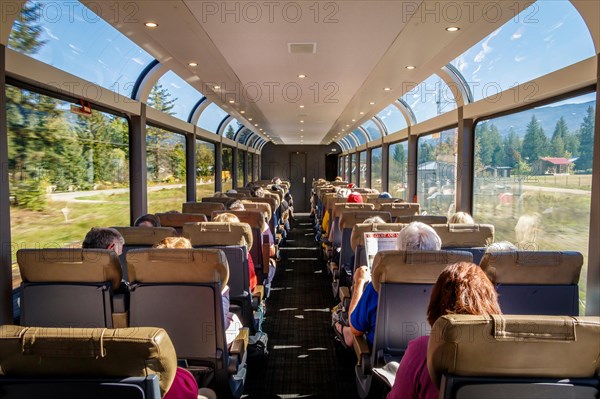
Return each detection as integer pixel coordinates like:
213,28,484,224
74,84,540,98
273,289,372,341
371,250,473,292
0,325,178,396
126,248,229,285
112,226,177,246
350,223,407,252
243,197,277,215
241,201,272,221
211,210,264,229
396,215,448,225
431,223,495,248
339,210,392,230
367,197,405,210
480,250,583,284
332,203,375,219
17,248,122,290
183,222,253,248
184,201,226,213
379,202,420,217
427,314,600,387
157,213,207,228
201,197,231,204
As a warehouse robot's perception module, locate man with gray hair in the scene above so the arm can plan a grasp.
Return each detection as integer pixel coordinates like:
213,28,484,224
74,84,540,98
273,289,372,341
82,227,125,256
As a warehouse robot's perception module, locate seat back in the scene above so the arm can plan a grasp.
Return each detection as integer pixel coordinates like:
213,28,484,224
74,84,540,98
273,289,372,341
367,197,404,210
396,215,448,224
184,201,225,217
17,248,122,328
330,203,376,247
0,325,177,399
431,223,494,263
201,196,231,205
113,227,178,275
126,248,229,361
480,250,583,315
428,314,600,399
227,192,248,199
370,250,473,364
350,223,407,270
156,213,207,234
338,210,392,269
379,202,420,218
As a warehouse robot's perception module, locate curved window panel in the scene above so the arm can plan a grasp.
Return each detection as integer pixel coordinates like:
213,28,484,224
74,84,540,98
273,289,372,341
7,85,130,264
196,139,215,198
253,154,260,181
402,74,457,123
417,128,458,215
237,127,253,144
362,120,382,141
359,151,368,187
371,147,383,192
388,141,408,200
151,71,204,121
223,119,243,140
8,1,153,97
198,103,228,133
248,135,259,148
452,1,595,102
346,154,354,183
472,92,595,314
352,130,367,145
237,150,245,187
222,147,233,191
146,126,186,213
377,104,407,134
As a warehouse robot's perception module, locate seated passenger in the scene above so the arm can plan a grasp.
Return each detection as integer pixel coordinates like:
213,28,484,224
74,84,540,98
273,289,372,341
348,222,442,346
82,227,125,255
226,199,245,211
378,192,392,199
134,213,161,228
362,216,386,224
272,177,282,185
213,191,228,198
347,192,363,204
153,236,242,345
387,262,501,399
251,186,265,198
213,212,258,291
448,211,474,224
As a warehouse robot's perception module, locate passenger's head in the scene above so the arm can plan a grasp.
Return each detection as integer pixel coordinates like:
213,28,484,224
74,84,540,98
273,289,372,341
251,186,265,198
427,261,501,326
82,228,125,255
397,222,442,251
347,183,356,189
347,192,363,203
363,216,385,224
213,192,228,198
335,188,351,198
272,177,282,185
335,176,343,182
226,189,238,195
479,241,518,282
226,199,245,211
154,236,192,249
378,192,392,199
449,211,474,224
134,214,161,228
213,213,240,223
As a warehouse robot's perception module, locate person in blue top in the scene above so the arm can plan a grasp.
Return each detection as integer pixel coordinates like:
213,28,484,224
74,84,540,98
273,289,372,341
348,222,442,346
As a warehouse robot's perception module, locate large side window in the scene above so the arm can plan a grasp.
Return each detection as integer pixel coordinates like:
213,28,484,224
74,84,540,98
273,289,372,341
237,150,245,187
417,128,458,214
359,151,367,187
222,147,233,191
7,85,130,263
388,141,408,200
371,147,383,192
196,139,215,198
473,92,595,314
146,126,186,213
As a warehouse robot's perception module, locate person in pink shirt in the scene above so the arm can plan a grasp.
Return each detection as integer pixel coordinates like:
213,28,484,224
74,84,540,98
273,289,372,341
387,262,501,399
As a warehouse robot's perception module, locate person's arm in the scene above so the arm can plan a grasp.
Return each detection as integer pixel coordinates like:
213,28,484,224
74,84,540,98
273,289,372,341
349,266,371,336
387,337,435,399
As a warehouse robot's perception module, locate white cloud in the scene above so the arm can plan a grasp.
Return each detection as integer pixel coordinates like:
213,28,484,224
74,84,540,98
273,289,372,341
511,27,524,41
549,21,564,32
514,55,527,63
454,55,468,73
131,57,145,65
474,27,502,63
170,83,182,89
68,43,82,52
42,26,59,40
472,65,482,75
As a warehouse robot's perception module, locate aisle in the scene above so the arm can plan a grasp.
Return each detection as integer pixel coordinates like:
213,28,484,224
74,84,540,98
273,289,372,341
243,215,359,398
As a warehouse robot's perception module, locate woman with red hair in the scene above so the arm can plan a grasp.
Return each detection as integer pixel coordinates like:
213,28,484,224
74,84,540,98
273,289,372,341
387,262,501,399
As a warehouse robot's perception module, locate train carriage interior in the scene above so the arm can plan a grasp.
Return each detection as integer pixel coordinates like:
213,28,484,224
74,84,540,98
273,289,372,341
0,0,599,398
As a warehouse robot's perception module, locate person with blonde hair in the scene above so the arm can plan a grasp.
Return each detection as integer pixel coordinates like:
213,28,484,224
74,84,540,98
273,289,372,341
387,262,501,399
449,211,474,224
153,236,192,249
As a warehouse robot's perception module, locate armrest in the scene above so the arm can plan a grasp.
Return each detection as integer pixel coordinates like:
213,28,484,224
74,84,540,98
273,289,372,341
252,285,264,303
230,327,249,356
353,335,371,368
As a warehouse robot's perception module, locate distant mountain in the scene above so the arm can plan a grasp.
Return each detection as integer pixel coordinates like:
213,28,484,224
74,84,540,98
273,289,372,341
480,101,595,138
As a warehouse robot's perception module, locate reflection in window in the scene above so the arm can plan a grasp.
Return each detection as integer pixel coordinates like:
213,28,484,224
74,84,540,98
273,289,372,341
351,130,367,145
253,154,260,181
146,126,186,213
377,104,407,134
452,1,595,101
402,74,456,123
237,150,245,187
8,1,154,97
389,141,408,200
339,156,345,179
222,147,233,191
371,147,383,192
359,151,367,187
362,120,382,141
7,85,129,263
417,129,458,215
346,154,354,183
472,92,595,314
151,71,204,120
198,103,228,133
196,139,215,198
237,127,253,144
224,119,243,140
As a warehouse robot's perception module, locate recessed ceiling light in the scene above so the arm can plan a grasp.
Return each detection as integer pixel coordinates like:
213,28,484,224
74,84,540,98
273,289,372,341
299,105,305,108
446,26,460,32
240,110,245,114
298,74,307,79
342,129,345,132
346,124,350,127
259,128,263,131
406,65,416,70
369,102,375,105
228,100,235,104
213,85,221,89
144,22,158,28
300,129,304,132
254,124,258,126
359,112,365,115
188,62,197,67
351,119,356,122
300,135,303,138
384,87,391,91
300,120,304,123
248,118,253,121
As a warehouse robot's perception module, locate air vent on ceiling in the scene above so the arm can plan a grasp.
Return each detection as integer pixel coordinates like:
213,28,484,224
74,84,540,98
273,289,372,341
288,43,316,54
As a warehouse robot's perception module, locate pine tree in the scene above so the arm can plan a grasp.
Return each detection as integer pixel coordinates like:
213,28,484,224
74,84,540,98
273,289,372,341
503,128,522,168
224,125,236,139
8,3,47,55
521,115,548,164
575,106,595,171
551,117,569,157
147,84,178,180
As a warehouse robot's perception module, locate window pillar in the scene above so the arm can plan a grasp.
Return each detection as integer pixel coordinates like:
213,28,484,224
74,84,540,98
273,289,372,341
186,130,196,202
456,107,474,213
407,132,418,202
366,149,372,188
215,142,223,192
382,143,390,192
232,147,239,189
129,103,148,224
